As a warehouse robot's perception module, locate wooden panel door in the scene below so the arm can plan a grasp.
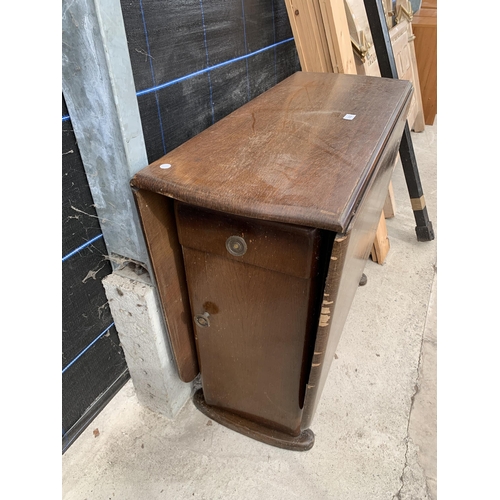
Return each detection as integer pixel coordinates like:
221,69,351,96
175,202,323,436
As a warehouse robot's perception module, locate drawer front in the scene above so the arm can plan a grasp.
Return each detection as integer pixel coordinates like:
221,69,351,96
175,202,321,279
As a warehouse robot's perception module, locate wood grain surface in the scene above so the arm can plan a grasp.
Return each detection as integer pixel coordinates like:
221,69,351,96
132,189,198,382
412,4,437,125
131,72,412,234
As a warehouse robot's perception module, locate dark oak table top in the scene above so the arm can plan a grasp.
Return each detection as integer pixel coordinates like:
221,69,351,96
131,72,412,233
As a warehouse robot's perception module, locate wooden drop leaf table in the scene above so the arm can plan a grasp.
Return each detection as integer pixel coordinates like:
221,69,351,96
131,72,412,451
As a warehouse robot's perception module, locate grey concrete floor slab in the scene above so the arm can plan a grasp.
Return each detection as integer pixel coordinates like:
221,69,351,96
62,123,437,500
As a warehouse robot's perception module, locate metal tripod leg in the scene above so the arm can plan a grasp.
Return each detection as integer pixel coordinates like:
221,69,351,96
362,0,434,242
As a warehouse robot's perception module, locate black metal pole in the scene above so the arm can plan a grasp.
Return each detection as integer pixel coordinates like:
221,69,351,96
362,0,434,242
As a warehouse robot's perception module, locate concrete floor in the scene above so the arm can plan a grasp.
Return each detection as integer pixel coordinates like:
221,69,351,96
62,123,437,500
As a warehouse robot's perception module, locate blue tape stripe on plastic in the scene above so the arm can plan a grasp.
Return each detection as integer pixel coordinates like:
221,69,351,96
136,37,294,97
62,322,115,374
62,233,103,263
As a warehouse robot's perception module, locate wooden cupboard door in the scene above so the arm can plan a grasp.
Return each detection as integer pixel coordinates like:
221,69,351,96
175,203,322,436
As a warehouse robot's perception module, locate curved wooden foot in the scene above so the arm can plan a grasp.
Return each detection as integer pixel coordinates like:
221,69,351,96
192,389,315,451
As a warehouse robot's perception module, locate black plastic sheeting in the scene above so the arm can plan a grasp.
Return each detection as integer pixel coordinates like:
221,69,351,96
120,0,300,162
62,95,129,452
